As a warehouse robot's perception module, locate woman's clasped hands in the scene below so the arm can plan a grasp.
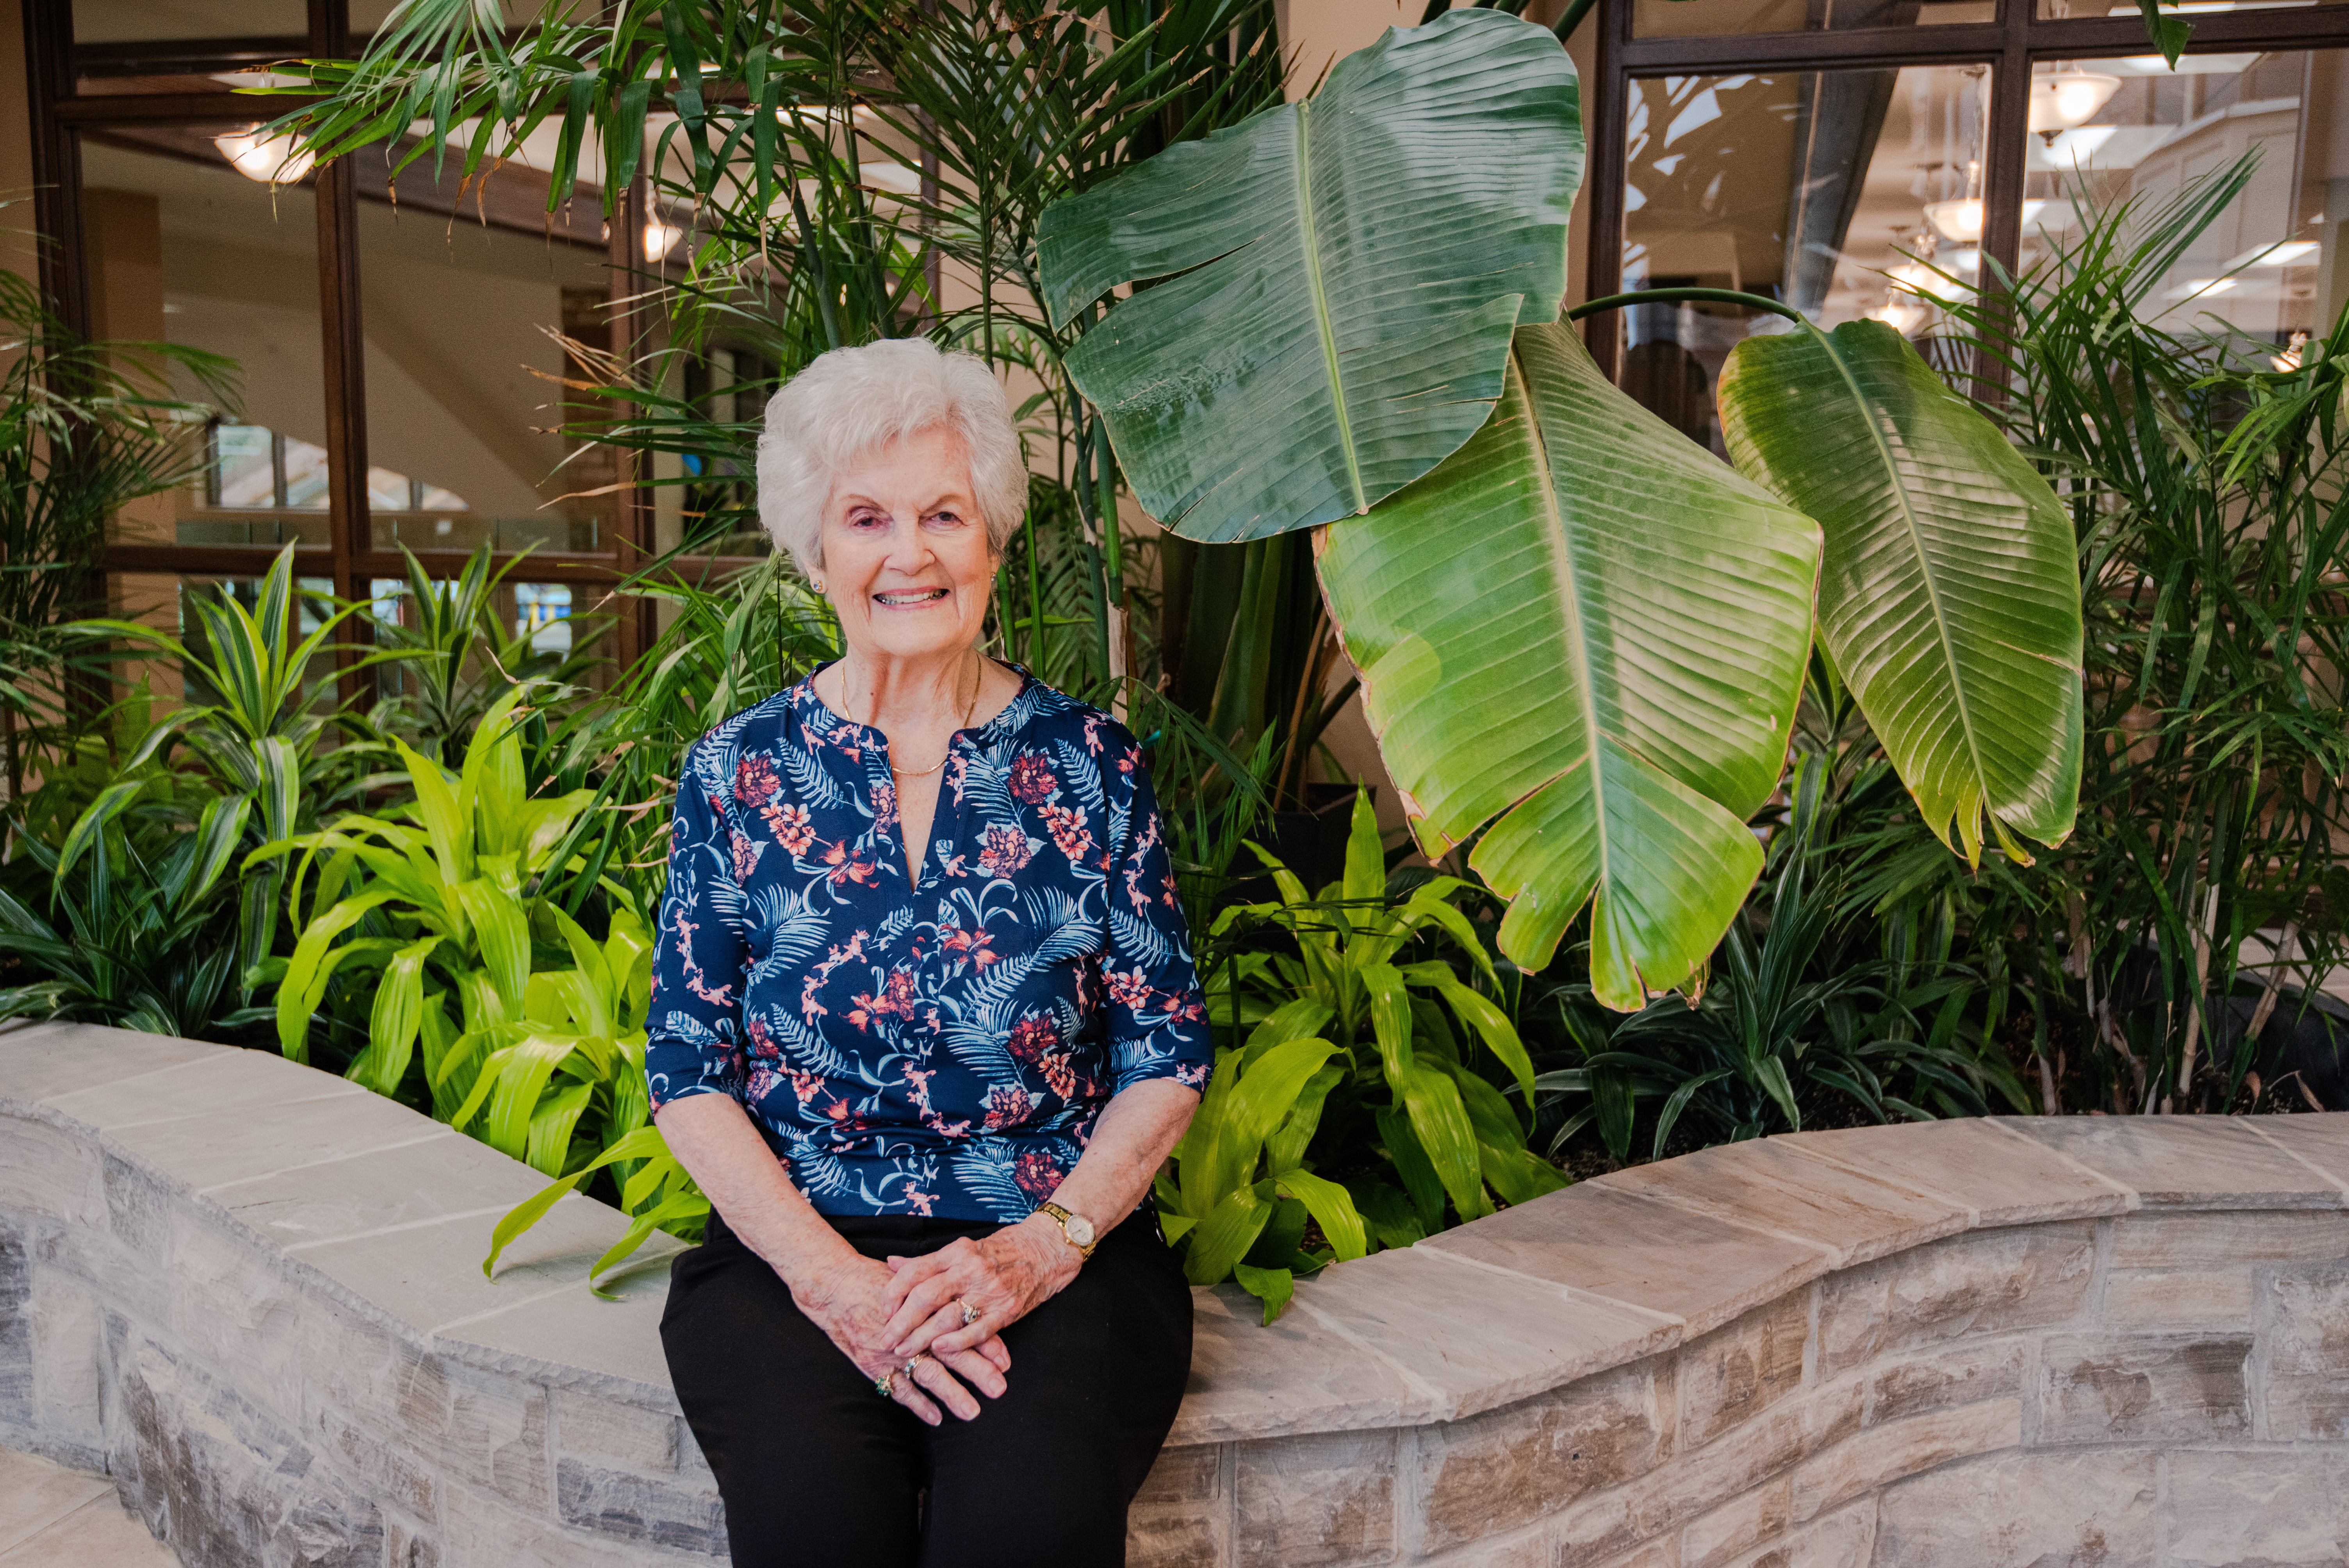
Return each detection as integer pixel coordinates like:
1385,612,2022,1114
795,1250,1011,1427
860,1217,1081,1423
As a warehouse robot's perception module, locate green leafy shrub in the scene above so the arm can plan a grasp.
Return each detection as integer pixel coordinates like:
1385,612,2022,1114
1166,790,1565,1320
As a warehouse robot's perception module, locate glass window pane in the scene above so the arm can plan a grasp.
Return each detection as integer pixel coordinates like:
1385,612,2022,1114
2021,51,2337,349
80,127,328,551
357,162,618,558
1633,0,1992,39
1617,66,1992,450
73,1,305,41
2039,0,2347,18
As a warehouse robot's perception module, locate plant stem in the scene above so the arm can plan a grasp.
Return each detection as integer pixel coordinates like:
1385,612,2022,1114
1565,288,1810,326
1552,0,1597,41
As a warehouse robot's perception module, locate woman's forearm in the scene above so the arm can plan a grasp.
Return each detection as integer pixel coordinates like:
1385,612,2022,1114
654,1094,862,1303
1041,1078,1201,1234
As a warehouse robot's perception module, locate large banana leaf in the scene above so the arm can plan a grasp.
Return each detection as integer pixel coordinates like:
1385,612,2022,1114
1316,321,1821,1010
1716,321,2083,862
1036,8,1581,543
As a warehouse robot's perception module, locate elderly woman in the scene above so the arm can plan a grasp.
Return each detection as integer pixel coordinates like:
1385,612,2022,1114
647,337,1209,1568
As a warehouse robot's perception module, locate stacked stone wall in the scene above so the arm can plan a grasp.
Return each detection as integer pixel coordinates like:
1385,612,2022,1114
5,1023,2349,1566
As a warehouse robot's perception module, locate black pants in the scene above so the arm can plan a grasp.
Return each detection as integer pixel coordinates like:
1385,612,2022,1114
660,1205,1192,1568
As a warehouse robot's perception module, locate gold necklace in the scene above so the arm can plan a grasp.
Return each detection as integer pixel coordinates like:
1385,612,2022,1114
844,657,982,779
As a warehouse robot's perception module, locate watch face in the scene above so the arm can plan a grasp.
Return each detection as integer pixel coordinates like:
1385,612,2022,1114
1064,1211,1096,1247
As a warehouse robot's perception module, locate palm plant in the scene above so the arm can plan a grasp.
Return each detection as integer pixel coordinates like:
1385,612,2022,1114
0,255,234,791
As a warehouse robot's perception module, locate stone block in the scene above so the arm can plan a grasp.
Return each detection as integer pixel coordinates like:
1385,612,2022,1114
1551,1378,1866,1564
1128,1445,1225,1568
556,1458,726,1556
1596,1139,1969,1269
1869,1449,2157,1567
439,1479,707,1568
168,1212,310,1423
554,1390,681,1473
1595,1543,1679,1568
1169,1284,1422,1447
2165,1448,2349,1567
1779,1119,2132,1228
1679,1476,1789,1568
2265,1262,2349,1440
28,1267,99,1442
1234,1428,1395,1568
102,1153,171,1261
2034,1333,2251,1443
2002,1115,2342,1210
35,1208,169,1326
1815,1223,2094,1377
386,1522,442,1568
1677,1294,1808,1452
1283,1243,1677,1428
0,1219,32,1422
206,1131,542,1252
0,1113,103,1226
1788,1399,2019,1524
2099,1268,2255,1329
106,1089,442,1195
1863,1338,2025,1427
303,1398,441,1522
1422,1182,1835,1338
1725,1501,1876,1568
113,1321,387,1568
291,1297,552,1514
2107,1208,2349,1269
41,1046,362,1132
0,1023,228,1105
1411,1360,1669,1554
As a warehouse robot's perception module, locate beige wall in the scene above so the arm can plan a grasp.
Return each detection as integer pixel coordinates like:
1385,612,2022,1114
0,0,36,285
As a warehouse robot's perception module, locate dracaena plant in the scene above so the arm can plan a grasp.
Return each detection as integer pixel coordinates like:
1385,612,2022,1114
260,689,659,1195
1037,7,2085,1014
1165,789,1563,1321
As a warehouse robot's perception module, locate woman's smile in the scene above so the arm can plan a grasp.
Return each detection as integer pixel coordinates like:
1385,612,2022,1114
874,587,952,609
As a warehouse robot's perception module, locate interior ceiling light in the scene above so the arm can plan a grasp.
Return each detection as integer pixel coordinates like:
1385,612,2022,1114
2029,70,2121,139
1875,299,1928,335
643,221,684,260
599,219,688,261
213,127,314,185
2228,240,2320,268
2169,276,2238,300
1923,199,2048,243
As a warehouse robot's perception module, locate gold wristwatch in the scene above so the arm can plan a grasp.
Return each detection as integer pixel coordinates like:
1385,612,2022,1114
1034,1200,1098,1261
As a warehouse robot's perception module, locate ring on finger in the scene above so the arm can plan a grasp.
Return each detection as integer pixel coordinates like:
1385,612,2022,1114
874,1370,897,1400
958,1298,979,1327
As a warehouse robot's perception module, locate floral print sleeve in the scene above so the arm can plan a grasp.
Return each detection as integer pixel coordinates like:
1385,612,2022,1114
644,754,750,1108
643,667,1212,1223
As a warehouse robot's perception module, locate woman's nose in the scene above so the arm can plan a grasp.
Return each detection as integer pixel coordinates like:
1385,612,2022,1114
882,515,933,571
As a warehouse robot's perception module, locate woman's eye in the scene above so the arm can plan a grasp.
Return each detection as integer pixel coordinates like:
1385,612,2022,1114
927,511,964,527
848,510,887,529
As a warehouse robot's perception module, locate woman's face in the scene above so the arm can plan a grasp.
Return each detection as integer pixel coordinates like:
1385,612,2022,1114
817,426,997,666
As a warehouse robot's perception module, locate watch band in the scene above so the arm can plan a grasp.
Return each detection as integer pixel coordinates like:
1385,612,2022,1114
1035,1201,1097,1261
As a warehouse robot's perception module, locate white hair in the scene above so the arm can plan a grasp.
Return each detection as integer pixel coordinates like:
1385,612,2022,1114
755,337,1027,577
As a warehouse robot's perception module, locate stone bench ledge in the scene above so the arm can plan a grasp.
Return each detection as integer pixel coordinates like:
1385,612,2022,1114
6,1021,2348,1567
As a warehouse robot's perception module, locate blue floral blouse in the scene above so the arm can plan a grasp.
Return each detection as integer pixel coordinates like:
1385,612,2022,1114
645,664,1213,1222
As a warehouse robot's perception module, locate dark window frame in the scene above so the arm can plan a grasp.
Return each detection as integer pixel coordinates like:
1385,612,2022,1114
16,0,724,693
1579,0,2349,380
